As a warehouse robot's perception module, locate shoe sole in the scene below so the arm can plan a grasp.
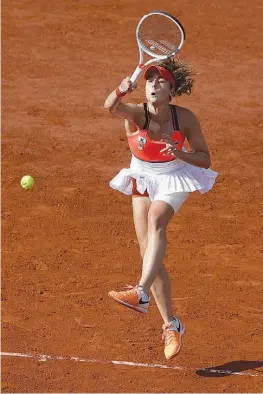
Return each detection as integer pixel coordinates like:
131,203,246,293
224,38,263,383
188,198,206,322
165,325,186,360
108,294,148,314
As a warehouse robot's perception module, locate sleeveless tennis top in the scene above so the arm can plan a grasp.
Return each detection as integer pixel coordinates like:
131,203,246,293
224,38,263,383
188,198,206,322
127,104,185,163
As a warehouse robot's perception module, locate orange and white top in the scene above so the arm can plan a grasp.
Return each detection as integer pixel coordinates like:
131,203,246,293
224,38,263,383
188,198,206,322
109,104,218,197
127,104,184,163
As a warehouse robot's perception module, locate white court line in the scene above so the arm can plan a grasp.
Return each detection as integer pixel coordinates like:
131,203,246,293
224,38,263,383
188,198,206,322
1,352,261,377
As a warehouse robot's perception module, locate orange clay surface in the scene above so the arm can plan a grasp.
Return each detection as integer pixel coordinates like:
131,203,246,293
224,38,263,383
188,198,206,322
2,0,262,392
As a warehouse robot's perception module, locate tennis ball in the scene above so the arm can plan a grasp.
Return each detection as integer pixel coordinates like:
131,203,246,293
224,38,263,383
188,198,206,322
20,175,34,189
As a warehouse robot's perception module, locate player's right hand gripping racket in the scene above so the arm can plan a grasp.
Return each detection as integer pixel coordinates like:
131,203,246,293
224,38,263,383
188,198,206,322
130,10,185,84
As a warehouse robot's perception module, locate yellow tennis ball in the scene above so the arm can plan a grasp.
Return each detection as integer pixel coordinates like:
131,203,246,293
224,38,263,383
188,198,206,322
20,175,34,189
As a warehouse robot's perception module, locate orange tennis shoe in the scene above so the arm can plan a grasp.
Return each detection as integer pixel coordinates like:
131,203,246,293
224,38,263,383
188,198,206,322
162,317,185,360
108,285,150,313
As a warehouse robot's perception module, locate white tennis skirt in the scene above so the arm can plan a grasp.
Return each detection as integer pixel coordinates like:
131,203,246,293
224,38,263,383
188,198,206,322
109,155,218,201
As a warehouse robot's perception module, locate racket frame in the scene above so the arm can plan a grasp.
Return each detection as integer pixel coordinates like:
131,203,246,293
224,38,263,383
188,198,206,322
130,10,185,83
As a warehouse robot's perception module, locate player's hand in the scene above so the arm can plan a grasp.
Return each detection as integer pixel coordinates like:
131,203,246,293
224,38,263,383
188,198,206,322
119,77,137,94
160,134,179,156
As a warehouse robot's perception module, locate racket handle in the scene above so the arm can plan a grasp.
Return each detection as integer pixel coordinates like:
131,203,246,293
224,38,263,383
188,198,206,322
130,65,144,83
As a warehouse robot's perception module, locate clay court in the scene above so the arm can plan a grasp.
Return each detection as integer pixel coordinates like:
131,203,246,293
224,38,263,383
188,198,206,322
2,0,262,392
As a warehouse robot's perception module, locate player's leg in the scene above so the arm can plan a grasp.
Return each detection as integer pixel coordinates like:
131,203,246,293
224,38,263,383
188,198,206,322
138,200,174,294
139,192,189,359
108,183,151,313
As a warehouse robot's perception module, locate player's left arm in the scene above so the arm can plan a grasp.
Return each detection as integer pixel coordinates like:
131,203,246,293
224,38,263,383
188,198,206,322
174,109,211,168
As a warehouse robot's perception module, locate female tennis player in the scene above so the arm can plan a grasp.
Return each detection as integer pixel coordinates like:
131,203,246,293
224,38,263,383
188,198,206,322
104,58,218,360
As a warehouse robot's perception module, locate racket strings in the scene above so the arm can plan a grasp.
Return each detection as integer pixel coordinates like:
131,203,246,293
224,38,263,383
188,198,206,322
144,39,178,55
138,14,182,56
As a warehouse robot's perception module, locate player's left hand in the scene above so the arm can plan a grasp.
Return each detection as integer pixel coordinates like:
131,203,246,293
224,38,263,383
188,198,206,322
160,134,179,156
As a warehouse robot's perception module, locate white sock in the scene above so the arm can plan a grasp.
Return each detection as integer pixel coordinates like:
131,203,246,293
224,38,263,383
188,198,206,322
137,285,150,301
171,317,181,331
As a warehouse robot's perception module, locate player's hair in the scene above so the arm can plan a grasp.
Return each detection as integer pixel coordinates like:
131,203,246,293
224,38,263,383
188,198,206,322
157,57,196,97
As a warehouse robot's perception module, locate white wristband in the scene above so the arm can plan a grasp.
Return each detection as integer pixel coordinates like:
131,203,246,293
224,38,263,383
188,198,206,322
118,85,127,94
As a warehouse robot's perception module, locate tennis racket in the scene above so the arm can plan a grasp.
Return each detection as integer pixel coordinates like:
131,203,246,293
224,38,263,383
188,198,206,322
130,10,185,84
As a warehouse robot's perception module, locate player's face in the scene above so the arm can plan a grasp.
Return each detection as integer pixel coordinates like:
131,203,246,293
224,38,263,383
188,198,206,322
145,71,172,104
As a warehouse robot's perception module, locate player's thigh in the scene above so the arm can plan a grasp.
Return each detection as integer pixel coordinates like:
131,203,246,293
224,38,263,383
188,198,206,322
148,200,175,231
132,196,151,244
148,192,189,229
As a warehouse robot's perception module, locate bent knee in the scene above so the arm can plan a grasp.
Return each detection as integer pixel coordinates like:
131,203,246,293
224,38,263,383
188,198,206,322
148,212,169,232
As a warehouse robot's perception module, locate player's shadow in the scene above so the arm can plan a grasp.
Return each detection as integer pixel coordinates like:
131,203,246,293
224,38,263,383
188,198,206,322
196,360,263,377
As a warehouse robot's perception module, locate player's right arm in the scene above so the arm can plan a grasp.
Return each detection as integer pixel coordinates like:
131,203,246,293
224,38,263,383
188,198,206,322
104,77,143,125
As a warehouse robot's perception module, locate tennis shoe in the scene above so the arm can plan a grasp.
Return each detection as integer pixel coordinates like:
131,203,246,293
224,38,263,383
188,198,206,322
108,285,150,313
162,317,185,360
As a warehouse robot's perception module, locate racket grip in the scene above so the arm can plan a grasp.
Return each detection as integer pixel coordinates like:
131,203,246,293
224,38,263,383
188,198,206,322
130,66,144,83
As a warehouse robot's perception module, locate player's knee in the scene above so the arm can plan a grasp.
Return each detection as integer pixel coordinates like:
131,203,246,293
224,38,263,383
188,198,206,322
148,211,167,232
